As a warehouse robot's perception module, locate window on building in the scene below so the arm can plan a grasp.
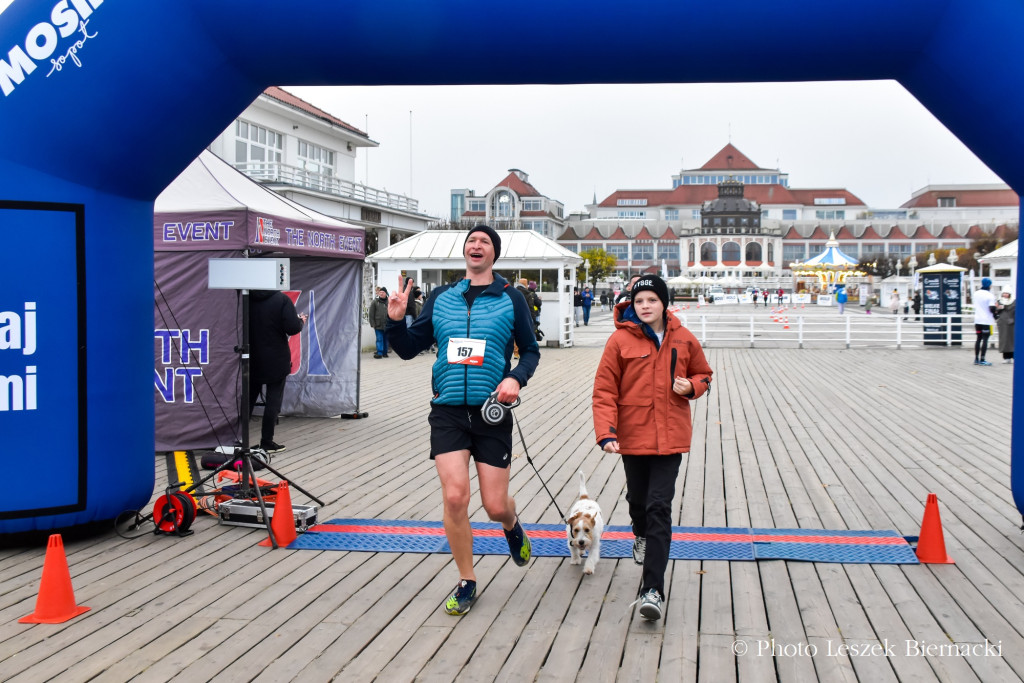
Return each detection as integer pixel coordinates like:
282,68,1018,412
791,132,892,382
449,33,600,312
616,198,648,206
746,243,762,262
606,244,628,260
783,244,805,262
768,243,774,261
493,191,513,217
721,241,741,261
633,244,653,261
688,243,696,262
451,194,465,222
657,244,678,260
700,242,717,262
235,120,282,168
564,243,578,253
916,243,935,253
938,197,957,207
297,140,335,179
664,209,679,221
713,218,722,226
468,200,486,212
692,209,702,219
815,210,845,220
617,211,647,218
889,243,912,256
861,243,885,255
522,199,543,211
813,197,846,205
782,209,797,220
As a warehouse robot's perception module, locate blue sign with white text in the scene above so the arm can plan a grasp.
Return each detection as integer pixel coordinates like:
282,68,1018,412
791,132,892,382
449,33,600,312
0,203,85,518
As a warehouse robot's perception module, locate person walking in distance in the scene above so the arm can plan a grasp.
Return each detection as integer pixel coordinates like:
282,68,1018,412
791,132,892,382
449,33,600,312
581,284,594,325
368,286,390,358
387,225,540,615
973,277,997,366
248,290,306,453
593,275,712,621
997,289,1015,363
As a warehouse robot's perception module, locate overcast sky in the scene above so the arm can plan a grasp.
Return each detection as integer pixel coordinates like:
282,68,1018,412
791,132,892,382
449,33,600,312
285,81,1004,220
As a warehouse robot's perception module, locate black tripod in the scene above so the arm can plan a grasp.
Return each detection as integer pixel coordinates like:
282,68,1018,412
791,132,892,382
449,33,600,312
228,287,323,547
118,288,323,547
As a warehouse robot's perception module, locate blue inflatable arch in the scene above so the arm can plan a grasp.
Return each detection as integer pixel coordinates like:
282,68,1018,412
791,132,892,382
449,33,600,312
1,0,1021,534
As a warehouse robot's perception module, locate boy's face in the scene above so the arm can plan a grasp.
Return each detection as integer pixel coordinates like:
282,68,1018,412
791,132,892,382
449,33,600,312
633,291,664,325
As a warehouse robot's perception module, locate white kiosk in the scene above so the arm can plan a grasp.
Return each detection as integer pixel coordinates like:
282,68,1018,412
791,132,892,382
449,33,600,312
368,229,583,347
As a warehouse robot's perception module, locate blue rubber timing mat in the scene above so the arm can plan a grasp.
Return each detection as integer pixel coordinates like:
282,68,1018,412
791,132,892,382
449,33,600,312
286,519,919,564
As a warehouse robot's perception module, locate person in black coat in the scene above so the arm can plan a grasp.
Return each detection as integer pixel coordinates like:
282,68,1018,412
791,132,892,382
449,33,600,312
248,290,306,453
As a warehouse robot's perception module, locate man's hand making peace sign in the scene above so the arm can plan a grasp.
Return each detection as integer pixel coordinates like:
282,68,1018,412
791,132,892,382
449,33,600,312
388,275,414,321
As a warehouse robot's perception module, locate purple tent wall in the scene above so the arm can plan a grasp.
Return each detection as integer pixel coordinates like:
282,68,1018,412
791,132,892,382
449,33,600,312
154,250,242,451
281,258,362,418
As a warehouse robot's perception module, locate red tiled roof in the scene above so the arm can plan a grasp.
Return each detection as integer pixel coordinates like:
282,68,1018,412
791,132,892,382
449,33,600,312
606,226,629,240
937,225,960,238
808,226,828,239
788,189,867,207
835,226,856,239
965,225,985,239
462,211,485,217
860,225,882,240
784,226,802,239
910,225,932,238
519,210,547,217
264,87,368,137
634,226,656,241
599,183,802,207
493,171,543,198
900,188,1019,208
698,143,760,170
581,227,603,240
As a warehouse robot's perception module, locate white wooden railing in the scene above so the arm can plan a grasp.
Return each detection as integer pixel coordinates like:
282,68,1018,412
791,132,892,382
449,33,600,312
674,313,990,349
235,162,420,213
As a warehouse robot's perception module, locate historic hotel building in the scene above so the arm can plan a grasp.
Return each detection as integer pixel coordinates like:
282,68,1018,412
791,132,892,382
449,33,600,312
556,144,1018,277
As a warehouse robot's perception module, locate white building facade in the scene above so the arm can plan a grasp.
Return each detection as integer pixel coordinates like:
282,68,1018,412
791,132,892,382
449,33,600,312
451,169,566,239
558,143,1019,279
207,87,433,251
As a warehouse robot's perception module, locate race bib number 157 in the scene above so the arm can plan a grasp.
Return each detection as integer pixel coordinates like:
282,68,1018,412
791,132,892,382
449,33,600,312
447,337,486,366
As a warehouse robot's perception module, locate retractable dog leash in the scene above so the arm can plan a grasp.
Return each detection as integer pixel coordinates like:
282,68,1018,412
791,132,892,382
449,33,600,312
482,392,566,522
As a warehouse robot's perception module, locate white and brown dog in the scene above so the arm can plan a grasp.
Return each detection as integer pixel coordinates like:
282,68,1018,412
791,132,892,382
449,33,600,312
566,470,604,575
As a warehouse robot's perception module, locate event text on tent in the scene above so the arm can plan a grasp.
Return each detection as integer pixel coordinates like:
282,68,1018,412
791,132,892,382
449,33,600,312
161,220,234,243
154,328,208,404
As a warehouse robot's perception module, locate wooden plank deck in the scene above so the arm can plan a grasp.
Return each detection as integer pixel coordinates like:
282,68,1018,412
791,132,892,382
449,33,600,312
0,306,1020,682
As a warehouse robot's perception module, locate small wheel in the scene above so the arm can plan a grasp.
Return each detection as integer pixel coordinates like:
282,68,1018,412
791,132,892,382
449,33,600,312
114,509,152,539
153,494,187,534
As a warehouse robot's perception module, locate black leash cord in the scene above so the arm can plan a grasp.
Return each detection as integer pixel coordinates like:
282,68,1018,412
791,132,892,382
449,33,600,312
512,409,566,522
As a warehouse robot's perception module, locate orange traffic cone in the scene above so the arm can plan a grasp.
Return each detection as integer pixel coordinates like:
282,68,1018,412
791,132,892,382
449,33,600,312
19,535,90,623
783,317,790,329
259,481,297,548
915,493,954,563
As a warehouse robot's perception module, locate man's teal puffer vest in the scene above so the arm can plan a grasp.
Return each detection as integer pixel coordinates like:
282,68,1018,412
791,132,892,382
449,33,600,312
431,279,514,405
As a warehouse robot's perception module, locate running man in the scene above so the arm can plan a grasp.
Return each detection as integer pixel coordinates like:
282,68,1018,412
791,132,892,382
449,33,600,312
387,225,541,615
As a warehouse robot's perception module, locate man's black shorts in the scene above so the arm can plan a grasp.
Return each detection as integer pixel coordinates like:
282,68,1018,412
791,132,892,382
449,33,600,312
428,403,513,468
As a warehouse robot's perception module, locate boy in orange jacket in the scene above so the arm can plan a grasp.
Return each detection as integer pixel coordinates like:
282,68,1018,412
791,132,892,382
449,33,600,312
592,275,712,620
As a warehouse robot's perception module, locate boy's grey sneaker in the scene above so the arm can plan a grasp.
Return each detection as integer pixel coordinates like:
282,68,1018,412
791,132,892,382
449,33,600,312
638,588,663,621
632,536,646,565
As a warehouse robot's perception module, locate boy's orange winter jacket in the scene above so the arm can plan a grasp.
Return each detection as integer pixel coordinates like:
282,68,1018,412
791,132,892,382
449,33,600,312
592,302,713,455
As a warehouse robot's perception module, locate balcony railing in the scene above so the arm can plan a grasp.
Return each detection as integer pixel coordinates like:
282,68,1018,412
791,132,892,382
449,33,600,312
235,162,419,213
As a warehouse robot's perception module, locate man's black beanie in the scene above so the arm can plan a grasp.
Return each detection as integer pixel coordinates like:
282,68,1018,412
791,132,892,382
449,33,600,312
465,225,501,262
